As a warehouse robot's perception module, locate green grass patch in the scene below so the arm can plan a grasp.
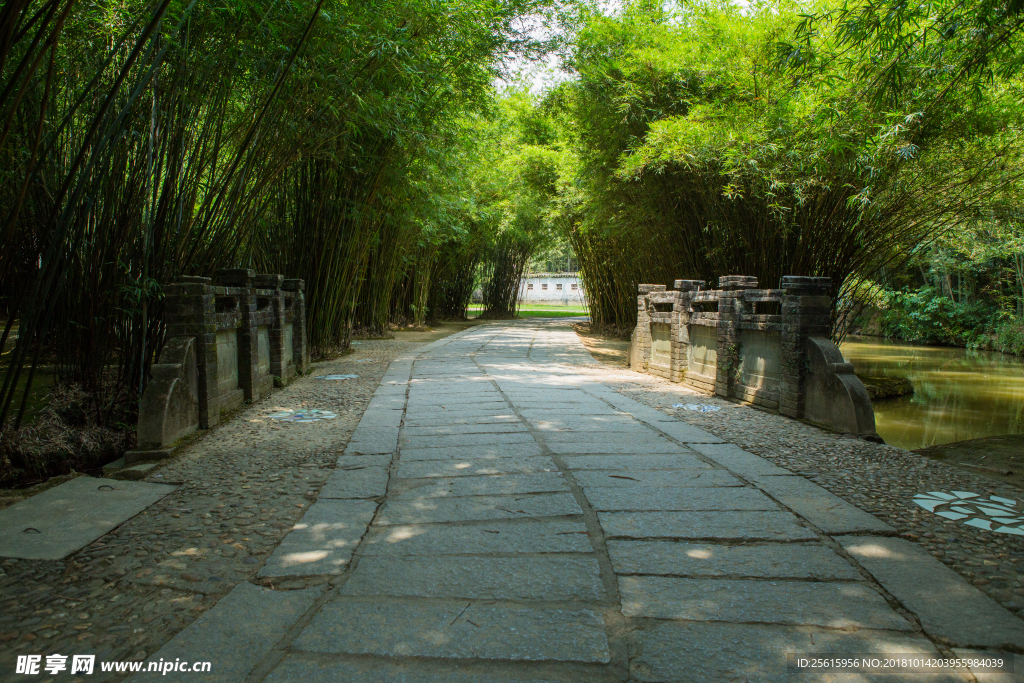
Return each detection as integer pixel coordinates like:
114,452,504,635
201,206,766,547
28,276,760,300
468,304,588,314
516,309,589,318
468,307,589,319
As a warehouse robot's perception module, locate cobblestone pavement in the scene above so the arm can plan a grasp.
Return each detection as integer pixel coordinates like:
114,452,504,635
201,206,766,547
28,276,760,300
4,320,1023,682
0,339,419,682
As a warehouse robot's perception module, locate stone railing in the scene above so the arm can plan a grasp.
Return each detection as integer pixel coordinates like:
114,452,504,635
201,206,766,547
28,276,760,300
628,275,879,440
129,269,310,462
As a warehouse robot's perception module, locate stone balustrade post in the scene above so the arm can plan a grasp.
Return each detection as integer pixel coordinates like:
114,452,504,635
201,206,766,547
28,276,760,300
715,276,758,399
215,269,258,404
251,274,283,400
779,276,832,418
268,282,289,385
633,284,665,369
671,280,704,380
283,279,309,374
163,276,218,428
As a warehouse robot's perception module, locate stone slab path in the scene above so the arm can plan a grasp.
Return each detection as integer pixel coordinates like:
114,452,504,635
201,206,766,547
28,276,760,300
139,321,1021,682
0,478,177,560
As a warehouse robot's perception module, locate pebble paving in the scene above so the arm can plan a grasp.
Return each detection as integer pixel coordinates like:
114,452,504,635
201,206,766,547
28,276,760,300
2,319,1022,682
0,340,412,681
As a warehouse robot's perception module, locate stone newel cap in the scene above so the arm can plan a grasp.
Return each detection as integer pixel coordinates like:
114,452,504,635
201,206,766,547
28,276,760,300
214,268,255,287
673,280,705,291
719,275,759,290
781,276,832,293
253,274,284,289
638,284,667,294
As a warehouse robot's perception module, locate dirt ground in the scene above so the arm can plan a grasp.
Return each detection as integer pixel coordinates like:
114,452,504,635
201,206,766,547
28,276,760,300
390,320,484,343
572,322,630,367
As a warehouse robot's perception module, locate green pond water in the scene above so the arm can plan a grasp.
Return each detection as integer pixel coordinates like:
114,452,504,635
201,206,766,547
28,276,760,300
840,336,1024,451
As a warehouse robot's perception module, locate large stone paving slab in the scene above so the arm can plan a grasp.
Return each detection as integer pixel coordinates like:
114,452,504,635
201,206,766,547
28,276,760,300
584,486,779,512
340,556,605,601
545,442,690,454
400,432,537,449
259,499,378,576
265,654,566,683
319,466,389,499
607,541,861,579
402,414,520,427
400,444,545,461
540,431,671,444
404,408,520,421
401,423,529,436
689,443,793,476
407,393,504,404
838,536,1024,649
406,404,511,416
0,476,177,560
502,388,585,397
618,576,913,630
573,469,741,488
345,427,400,455
355,408,404,428
292,599,610,662
503,388,593,397
527,414,637,426
513,401,614,412
360,519,592,555
336,454,392,468
396,472,570,498
407,401,510,414
376,492,583,525
395,457,558,479
408,382,495,392
630,621,960,683
560,454,711,471
133,582,324,682
650,420,726,443
599,510,817,541
752,475,894,534
518,407,622,418
408,377,495,387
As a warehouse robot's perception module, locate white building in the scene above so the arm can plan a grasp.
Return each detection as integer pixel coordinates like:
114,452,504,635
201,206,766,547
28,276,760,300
519,272,587,305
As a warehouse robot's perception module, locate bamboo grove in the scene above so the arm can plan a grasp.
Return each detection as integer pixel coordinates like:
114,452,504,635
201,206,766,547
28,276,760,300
0,0,566,443
548,0,1024,333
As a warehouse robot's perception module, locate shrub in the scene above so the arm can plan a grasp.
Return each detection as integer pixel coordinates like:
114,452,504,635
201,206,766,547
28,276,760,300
874,286,1023,355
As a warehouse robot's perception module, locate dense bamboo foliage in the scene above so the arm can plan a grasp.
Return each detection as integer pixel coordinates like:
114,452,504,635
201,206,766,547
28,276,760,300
0,0,325,433
0,0,568,478
428,240,482,320
545,0,1024,331
480,236,532,316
